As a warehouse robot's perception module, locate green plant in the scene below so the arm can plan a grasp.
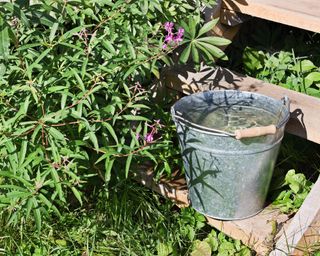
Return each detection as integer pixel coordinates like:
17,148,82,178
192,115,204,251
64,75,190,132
243,47,320,98
178,16,230,68
271,169,313,214
191,230,252,256
0,0,228,233
0,181,208,255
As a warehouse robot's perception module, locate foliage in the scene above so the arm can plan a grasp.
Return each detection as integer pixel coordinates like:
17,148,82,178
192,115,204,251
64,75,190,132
270,169,313,214
0,0,228,232
243,47,320,98
0,181,207,255
178,17,230,68
190,230,252,256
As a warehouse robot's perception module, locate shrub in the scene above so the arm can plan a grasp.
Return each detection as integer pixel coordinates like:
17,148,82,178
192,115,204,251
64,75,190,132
0,0,229,231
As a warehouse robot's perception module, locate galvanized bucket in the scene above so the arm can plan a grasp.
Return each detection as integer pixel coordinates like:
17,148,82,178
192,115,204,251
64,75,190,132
171,90,290,220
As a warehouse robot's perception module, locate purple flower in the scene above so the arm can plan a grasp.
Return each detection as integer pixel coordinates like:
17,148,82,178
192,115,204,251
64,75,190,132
144,133,154,143
174,28,184,43
136,133,140,139
164,22,174,32
164,32,174,43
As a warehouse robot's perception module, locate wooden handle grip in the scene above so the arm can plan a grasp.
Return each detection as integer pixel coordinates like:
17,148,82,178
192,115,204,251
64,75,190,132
234,125,277,140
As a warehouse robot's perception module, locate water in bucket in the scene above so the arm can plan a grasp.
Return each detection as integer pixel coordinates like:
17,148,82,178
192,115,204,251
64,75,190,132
187,105,279,134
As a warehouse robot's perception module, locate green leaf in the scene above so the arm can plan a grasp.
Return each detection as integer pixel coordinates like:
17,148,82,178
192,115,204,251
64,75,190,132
293,60,316,73
38,193,61,217
197,36,231,46
88,131,99,150
105,157,115,182
49,22,59,43
122,115,149,121
71,187,83,206
103,122,118,144
50,168,65,203
197,18,219,38
102,40,116,54
31,198,42,233
48,127,66,142
0,21,10,61
27,48,52,73
188,16,197,39
305,72,320,88
191,241,211,256
191,43,200,64
125,154,133,178
18,140,28,167
198,41,227,60
179,45,191,64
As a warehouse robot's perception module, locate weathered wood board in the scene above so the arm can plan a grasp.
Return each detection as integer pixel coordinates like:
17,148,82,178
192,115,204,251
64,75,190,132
161,65,320,145
271,176,320,255
134,168,290,255
222,0,320,33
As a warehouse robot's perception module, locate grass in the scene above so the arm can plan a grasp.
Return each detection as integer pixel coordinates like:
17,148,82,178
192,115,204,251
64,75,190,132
0,180,211,255
0,178,254,255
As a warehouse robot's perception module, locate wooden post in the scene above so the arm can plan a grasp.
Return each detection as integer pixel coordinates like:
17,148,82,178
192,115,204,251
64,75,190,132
270,177,320,255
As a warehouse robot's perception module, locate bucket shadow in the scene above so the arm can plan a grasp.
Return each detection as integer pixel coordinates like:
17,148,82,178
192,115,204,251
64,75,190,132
177,125,223,211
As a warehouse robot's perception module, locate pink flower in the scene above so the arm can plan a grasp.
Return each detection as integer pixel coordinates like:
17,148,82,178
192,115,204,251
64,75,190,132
162,23,184,49
174,28,184,43
164,22,174,32
164,32,174,43
144,133,154,143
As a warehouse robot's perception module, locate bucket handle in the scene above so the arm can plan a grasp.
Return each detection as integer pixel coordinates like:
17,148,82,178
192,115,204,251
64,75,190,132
172,96,290,140
235,96,290,139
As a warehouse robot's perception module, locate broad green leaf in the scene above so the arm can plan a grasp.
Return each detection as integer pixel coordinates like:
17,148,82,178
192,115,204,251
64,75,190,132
179,45,191,64
197,36,231,46
191,43,199,64
191,241,211,256
293,60,316,73
198,41,227,60
197,18,219,38
305,72,320,88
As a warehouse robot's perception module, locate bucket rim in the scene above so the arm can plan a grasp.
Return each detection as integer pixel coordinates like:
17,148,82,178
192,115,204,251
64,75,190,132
171,90,290,137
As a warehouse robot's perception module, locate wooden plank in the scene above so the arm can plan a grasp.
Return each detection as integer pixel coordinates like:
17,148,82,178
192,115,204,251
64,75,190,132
222,0,320,33
161,65,320,144
134,168,290,255
270,176,320,255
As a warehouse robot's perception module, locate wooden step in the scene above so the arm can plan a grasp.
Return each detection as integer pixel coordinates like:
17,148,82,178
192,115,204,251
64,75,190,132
160,65,320,145
222,0,320,33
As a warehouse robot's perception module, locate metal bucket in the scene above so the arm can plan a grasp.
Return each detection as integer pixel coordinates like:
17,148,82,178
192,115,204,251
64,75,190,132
171,90,290,220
